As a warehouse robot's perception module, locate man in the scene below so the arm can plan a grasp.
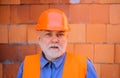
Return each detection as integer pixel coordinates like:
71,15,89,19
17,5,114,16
17,8,97,78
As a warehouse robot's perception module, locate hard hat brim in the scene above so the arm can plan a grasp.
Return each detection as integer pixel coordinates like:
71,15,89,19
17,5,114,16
36,24,70,32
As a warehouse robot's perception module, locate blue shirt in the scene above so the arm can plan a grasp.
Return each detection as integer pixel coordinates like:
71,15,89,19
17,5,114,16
17,53,97,78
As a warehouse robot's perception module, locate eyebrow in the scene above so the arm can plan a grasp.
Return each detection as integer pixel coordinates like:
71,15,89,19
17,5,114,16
44,30,65,33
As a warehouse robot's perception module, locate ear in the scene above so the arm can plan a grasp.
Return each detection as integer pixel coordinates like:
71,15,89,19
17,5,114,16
36,31,41,40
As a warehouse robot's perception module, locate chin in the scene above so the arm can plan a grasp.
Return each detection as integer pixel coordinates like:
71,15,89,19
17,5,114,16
50,52,62,57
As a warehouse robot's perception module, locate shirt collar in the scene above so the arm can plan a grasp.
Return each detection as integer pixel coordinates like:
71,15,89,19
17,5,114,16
40,52,66,68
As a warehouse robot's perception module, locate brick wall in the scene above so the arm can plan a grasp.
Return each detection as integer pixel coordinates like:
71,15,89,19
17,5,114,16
0,0,120,78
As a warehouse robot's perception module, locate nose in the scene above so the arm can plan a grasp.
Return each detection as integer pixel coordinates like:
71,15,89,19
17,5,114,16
51,35,59,43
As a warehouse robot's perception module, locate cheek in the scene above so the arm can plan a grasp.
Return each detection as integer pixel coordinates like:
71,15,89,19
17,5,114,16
39,38,49,46
60,38,67,46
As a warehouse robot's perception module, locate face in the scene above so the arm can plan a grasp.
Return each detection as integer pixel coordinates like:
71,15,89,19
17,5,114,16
37,30,68,61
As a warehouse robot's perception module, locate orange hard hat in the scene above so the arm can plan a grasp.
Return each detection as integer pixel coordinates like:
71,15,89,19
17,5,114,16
36,8,70,31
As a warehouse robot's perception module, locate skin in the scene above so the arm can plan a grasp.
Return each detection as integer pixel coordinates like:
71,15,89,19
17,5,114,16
37,30,68,62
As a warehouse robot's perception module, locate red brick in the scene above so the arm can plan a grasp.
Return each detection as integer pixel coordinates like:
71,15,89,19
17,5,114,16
81,0,94,3
101,64,120,78
59,0,69,3
74,44,94,61
98,0,120,3
0,44,17,62
36,45,42,54
3,64,20,78
11,5,30,24
0,0,20,4
10,0,20,4
27,25,38,44
21,0,40,4
94,64,101,78
0,0,11,4
110,5,120,24
69,4,89,23
68,24,86,43
17,45,36,62
89,4,109,24
54,4,69,19
94,44,114,63
49,4,55,8
0,5,10,24
38,0,49,3
9,25,27,44
87,24,107,43
0,26,8,43
0,63,2,78
66,43,74,53
115,44,120,63
39,0,59,3
30,5,49,23
107,24,120,43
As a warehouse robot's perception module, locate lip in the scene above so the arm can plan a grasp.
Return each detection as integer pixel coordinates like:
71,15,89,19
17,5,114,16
50,46,58,49
49,45,59,50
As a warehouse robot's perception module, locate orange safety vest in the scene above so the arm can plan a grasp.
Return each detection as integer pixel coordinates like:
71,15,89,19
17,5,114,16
22,52,87,78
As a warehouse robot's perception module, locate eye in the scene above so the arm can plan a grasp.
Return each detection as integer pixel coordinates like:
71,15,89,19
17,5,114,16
57,32,64,37
45,32,52,37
